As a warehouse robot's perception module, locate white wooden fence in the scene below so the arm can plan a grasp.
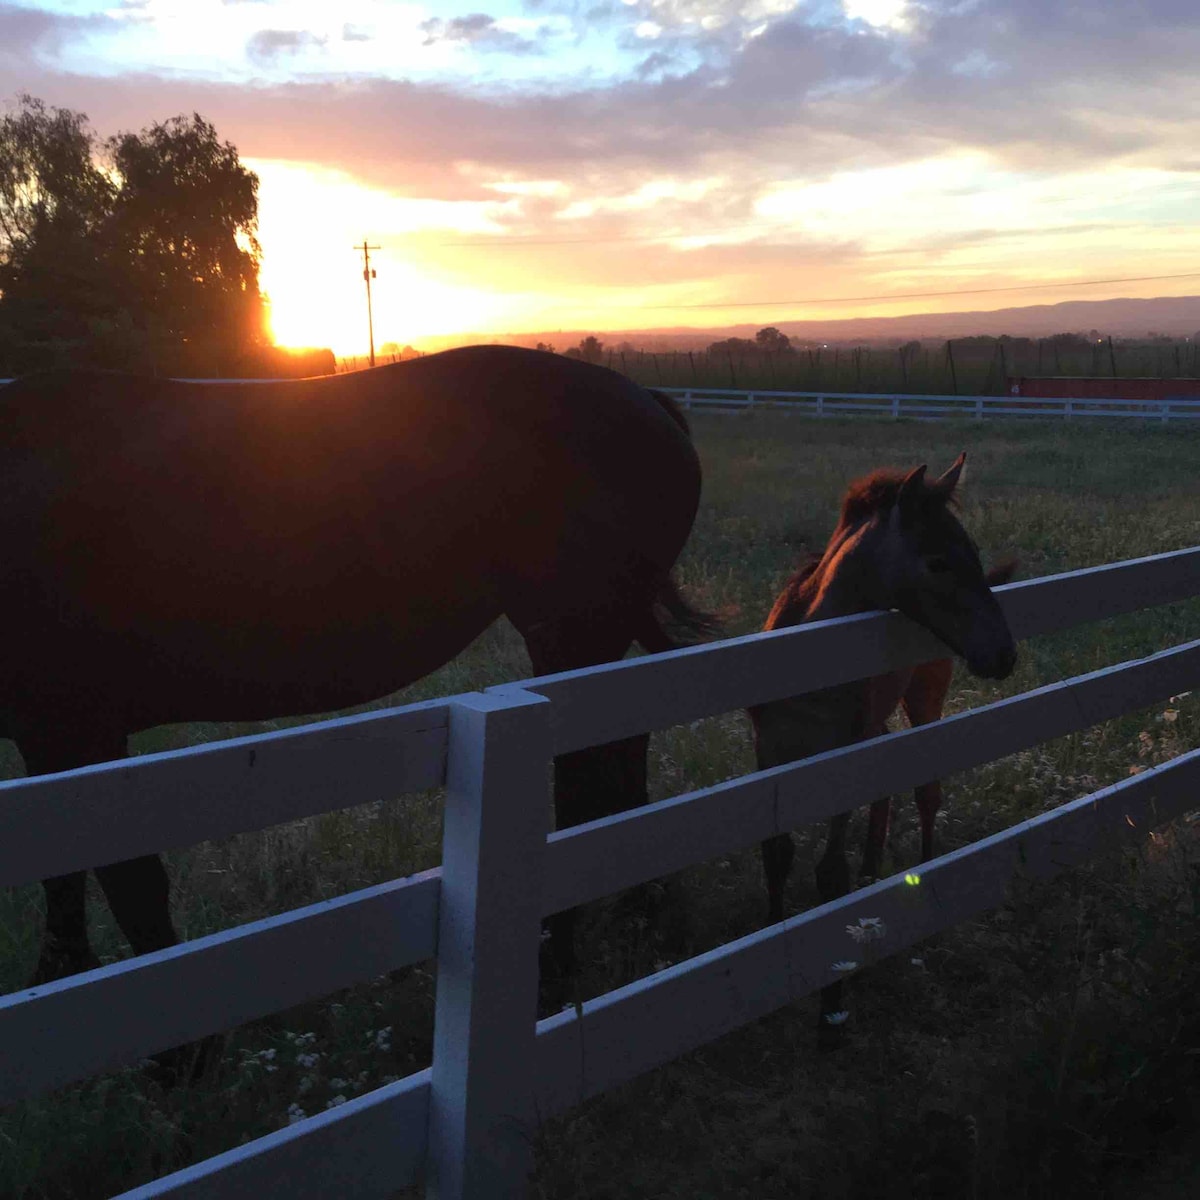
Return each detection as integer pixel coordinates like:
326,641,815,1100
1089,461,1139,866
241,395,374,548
665,388,1200,421
6,378,1200,422
3,546,1200,1197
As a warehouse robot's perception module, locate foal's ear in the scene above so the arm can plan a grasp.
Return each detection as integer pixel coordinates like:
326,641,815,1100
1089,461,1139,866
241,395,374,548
896,463,928,512
932,451,967,498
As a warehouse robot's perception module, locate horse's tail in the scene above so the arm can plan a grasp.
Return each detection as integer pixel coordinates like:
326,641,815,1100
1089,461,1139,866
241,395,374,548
646,387,691,436
637,570,724,654
635,388,719,651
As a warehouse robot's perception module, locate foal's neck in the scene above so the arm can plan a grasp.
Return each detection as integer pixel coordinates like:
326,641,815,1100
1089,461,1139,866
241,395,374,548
802,519,892,623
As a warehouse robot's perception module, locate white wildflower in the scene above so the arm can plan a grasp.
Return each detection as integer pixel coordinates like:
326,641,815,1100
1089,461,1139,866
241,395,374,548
325,1094,347,1109
824,1011,850,1026
286,1103,307,1125
846,916,887,943
296,1052,320,1069
831,961,858,973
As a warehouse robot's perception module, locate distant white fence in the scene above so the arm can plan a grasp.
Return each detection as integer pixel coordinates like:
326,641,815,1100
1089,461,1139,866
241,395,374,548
6,378,1200,422
3,547,1200,1197
664,388,1200,421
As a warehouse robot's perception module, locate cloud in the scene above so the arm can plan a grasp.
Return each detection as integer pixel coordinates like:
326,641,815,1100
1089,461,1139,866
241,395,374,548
342,23,372,43
246,28,328,63
419,13,546,55
10,0,1200,219
0,2,120,60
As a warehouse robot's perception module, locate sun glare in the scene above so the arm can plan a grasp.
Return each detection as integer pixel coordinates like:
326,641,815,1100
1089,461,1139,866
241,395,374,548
249,159,512,355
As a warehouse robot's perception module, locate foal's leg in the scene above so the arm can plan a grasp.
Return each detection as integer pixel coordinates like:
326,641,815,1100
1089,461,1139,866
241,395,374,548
902,659,954,863
815,811,853,1043
761,833,794,925
857,673,909,883
860,797,891,883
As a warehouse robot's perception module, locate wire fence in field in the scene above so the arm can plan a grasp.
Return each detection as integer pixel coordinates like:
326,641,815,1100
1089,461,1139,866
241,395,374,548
602,339,1200,397
8,335,1200,399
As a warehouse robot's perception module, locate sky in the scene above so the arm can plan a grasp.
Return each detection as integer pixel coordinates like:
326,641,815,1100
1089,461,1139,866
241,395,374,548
2,0,1200,353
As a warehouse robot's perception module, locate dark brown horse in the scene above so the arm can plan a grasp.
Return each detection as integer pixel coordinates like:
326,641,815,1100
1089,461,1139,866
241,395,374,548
749,454,1016,1037
0,345,709,993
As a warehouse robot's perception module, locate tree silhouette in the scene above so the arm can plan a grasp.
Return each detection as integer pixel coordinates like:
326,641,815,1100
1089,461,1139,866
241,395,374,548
0,97,267,374
565,335,604,362
105,113,265,372
0,95,114,363
754,326,792,353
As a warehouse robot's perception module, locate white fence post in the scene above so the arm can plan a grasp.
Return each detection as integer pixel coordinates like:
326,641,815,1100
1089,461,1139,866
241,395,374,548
891,395,900,418
816,394,824,417
975,396,984,420
426,690,552,1200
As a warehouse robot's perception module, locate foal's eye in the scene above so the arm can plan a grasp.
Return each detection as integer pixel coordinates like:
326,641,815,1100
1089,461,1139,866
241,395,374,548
925,555,951,574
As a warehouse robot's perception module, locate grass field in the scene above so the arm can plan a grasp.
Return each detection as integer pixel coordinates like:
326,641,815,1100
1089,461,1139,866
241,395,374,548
3,413,1200,1198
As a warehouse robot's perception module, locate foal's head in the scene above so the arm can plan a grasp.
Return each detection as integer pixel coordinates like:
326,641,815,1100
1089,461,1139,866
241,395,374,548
856,452,1017,680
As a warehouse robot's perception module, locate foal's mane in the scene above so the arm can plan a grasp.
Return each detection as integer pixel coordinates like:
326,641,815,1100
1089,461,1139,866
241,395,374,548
837,467,959,530
766,467,960,629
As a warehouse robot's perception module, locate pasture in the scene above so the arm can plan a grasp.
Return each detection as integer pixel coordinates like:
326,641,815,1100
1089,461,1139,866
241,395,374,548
3,413,1200,1198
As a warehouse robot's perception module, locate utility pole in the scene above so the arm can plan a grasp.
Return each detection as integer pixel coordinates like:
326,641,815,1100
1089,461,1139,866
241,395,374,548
355,240,380,367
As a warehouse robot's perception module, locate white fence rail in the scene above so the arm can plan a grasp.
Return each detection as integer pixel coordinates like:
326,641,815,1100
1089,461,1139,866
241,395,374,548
2,547,1200,1197
664,387,1200,421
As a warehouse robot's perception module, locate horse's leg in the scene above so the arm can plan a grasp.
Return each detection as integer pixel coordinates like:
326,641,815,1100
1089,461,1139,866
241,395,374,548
31,871,99,985
815,811,853,1045
761,833,794,924
94,856,178,959
21,727,208,1081
21,728,129,985
516,613,648,993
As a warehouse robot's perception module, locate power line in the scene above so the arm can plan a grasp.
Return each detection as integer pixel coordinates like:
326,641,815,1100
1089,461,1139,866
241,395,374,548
431,224,774,248
640,271,1200,310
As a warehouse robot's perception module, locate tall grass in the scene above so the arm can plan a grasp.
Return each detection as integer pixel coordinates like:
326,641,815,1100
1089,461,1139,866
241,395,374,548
3,415,1200,1198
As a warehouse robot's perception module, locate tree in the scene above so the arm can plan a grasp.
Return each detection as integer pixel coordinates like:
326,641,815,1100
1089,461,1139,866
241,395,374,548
755,326,792,353
0,97,266,374
0,95,115,360
565,335,604,362
706,336,756,356
105,113,266,371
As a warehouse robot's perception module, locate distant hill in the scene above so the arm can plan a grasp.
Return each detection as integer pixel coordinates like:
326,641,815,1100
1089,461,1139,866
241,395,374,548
417,294,1200,354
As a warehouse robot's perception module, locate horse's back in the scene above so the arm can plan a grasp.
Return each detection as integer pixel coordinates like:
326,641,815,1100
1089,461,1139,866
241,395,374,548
0,348,702,725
